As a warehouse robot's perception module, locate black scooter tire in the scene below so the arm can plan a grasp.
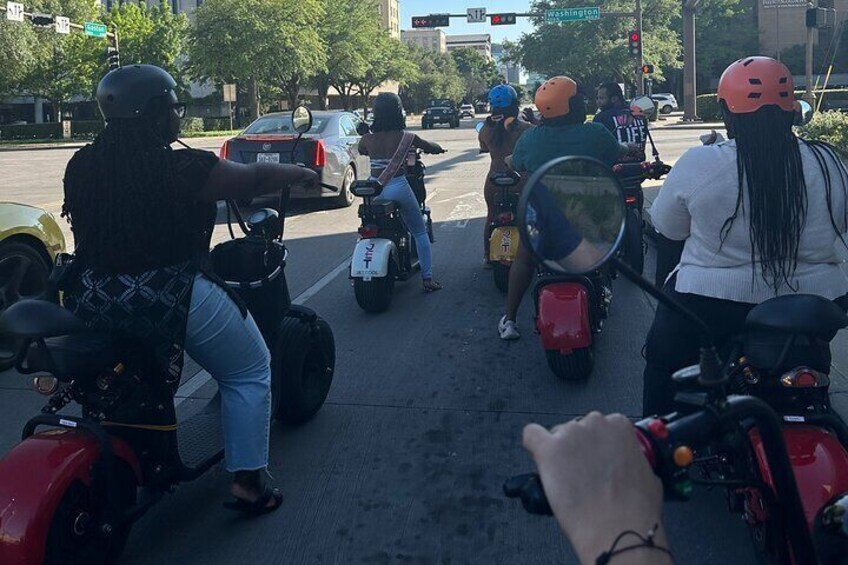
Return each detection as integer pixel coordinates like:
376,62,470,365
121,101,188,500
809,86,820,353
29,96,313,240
272,316,335,425
493,263,510,293
622,210,645,275
43,463,137,565
354,276,394,313
545,347,594,381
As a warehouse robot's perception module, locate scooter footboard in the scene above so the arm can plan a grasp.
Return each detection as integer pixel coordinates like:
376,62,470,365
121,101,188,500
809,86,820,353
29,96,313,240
748,424,848,529
0,428,141,564
535,281,592,353
351,239,396,280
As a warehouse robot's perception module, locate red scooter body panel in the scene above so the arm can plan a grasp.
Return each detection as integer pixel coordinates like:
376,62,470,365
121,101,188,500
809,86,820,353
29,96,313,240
0,429,141,565
749,425,848,529
536,282,592,353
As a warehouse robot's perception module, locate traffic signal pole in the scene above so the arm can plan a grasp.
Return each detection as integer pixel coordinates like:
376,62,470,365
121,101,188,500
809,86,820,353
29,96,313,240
635,0,644,95
682,0,700,121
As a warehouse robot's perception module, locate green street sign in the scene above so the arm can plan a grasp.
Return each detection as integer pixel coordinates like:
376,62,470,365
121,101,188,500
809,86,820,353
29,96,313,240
545,7,601,23
84,21,107,37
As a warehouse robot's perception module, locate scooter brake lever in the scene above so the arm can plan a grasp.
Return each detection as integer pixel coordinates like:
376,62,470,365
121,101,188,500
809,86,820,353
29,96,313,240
503,473,553,516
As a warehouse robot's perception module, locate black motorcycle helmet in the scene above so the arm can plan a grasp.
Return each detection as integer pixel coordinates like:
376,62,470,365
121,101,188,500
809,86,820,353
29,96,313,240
370,92,405,132
96,64,181,142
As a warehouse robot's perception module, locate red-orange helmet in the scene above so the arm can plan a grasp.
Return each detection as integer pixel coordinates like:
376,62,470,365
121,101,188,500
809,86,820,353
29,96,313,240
535,76,578,119
717,56,795,114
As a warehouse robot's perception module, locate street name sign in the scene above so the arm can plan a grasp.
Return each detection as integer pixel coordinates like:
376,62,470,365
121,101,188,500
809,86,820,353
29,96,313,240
84,21,107,37
5,2,24,22
545,7,601,23
467,7,486,23
55,16,70,34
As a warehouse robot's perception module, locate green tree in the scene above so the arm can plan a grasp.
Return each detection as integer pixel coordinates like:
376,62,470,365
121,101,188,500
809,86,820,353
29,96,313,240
187,0,325,120
451,47,500,103
0,18,37,98
692,0,758,93
19,0,103,120
353,35,417,113
104,1,188,85
514,0,682,91
312,0,380,110
401,47,464,112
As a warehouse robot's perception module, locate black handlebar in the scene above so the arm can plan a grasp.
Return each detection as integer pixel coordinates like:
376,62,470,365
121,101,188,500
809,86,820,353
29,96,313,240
505,395,819,563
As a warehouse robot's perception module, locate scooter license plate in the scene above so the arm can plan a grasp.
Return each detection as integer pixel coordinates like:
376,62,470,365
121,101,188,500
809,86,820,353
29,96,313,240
257,153,280,163
490,226,520,262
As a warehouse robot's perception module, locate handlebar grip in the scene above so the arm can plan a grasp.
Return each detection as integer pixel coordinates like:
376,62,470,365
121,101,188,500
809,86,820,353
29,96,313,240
504,429,659,518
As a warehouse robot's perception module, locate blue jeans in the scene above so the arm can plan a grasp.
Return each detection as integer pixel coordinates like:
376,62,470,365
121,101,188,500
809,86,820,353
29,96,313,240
374,175,433,280
184,275,271,472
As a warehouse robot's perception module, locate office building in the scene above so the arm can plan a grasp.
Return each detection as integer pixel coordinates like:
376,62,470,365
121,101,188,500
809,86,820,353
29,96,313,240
401,29,447,53
446,34,492,61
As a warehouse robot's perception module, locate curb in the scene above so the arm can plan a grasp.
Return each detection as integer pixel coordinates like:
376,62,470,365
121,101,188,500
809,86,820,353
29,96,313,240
0,142,88,152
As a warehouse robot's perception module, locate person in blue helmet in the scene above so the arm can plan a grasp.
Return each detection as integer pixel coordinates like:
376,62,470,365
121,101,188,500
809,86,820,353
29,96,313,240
478,84,533,267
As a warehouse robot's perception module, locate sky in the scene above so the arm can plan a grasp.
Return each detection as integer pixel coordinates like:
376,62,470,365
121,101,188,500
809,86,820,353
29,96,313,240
400,0,535,44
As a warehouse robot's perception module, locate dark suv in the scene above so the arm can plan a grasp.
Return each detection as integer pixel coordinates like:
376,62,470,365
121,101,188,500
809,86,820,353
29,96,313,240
422,99,460,129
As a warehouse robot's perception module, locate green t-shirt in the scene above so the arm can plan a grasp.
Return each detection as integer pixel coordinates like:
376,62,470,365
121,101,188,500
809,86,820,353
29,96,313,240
511,122,621,173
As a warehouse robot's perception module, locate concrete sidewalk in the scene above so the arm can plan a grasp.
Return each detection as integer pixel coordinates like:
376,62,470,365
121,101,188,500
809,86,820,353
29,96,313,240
0,135,232,152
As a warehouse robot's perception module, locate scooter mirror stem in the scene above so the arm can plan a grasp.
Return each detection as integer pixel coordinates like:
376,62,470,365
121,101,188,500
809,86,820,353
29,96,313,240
610,256,716,352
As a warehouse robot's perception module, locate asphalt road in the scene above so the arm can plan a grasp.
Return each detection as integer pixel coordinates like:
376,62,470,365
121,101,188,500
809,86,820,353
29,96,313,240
2,119,846,564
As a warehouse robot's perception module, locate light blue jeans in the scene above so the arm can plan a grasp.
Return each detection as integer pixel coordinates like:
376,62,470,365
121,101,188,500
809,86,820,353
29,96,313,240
183,275,271,472
373,175,433,280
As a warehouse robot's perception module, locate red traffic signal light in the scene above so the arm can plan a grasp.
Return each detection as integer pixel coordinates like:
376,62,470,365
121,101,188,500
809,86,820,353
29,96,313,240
490,13,517,25
628,30,642,57
412,14,450,28
641,64,654,74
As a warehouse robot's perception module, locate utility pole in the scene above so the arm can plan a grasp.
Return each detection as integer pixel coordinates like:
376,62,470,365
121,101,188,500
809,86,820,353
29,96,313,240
636,0,644,95
682,0,700,121
804,1,816,107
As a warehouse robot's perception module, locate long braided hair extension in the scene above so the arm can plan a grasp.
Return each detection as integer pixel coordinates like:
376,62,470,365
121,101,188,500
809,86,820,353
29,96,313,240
62,111,179,271
722,102,848,292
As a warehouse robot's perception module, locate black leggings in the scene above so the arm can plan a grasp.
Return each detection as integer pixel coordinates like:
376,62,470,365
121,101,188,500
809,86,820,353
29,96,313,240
642,276,848,417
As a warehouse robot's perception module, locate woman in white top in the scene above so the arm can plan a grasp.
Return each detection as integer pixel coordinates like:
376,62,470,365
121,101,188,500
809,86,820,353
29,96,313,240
643,56,848,416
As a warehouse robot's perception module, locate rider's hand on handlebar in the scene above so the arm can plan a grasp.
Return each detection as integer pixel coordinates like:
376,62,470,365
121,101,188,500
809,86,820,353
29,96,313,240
523,412,670,564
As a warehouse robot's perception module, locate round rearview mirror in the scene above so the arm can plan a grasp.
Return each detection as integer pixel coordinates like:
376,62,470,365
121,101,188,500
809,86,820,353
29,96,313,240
630,95,656,117
796,100,813,126
475,122,485,133
518,157,626,275
292,105,313,134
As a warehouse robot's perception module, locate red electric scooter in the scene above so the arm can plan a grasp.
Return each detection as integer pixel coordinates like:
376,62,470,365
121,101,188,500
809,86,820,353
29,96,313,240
506,155,848,564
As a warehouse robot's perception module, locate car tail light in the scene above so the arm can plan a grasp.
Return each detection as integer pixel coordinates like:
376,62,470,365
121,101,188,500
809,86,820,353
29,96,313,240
313,140,326,167
219,140,230,160
358,225,379,238
780,367,830,388
625,195,638,205
497,211,514,224
612,164,623,173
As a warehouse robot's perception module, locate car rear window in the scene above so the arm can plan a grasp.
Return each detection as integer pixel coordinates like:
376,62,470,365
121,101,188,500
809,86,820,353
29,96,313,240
244,115,329,135
429,99,453,107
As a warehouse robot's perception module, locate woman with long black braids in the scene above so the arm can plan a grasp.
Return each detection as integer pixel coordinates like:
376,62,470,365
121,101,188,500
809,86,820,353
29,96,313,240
62,65,316,514
643,57,848,416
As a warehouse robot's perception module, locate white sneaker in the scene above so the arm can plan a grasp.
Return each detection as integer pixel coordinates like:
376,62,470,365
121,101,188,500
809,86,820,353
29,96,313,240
499,316,521,340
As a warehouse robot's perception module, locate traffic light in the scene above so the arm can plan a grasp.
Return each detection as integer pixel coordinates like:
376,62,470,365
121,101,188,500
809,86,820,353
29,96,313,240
30,13,55,27
106,46,120,70
490,13,517,25
628,30,642,57
411,14,450,28
641,64,654,74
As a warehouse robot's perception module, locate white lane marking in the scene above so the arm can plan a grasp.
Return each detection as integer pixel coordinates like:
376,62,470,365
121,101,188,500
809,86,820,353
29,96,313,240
434,191,479,204
440,192,485,229
174,256,350,405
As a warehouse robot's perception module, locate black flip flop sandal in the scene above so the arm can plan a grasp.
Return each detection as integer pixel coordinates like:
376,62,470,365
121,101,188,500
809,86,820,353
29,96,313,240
423,279,443,293
223,486,284,516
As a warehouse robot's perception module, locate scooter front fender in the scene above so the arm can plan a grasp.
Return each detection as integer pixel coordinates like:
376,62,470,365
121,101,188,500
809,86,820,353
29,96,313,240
748,425,848,530
535,282,592,353
351,238,397,280
0,429,141,565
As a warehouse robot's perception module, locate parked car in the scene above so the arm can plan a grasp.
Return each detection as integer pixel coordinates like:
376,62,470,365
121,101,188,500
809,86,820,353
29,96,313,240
460,104,475,119
0,202,65,371
219,111,369,207
651,93,679,114
422,99,460,129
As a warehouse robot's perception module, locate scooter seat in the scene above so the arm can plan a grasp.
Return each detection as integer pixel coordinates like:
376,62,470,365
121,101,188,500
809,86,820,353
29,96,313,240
26,333,118,378
746,294,848,341
359,201,396,217
0,299,87,338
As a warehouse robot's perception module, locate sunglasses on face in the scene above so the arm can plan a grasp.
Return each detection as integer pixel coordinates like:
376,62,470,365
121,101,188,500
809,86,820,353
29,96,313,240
172,103,187,119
